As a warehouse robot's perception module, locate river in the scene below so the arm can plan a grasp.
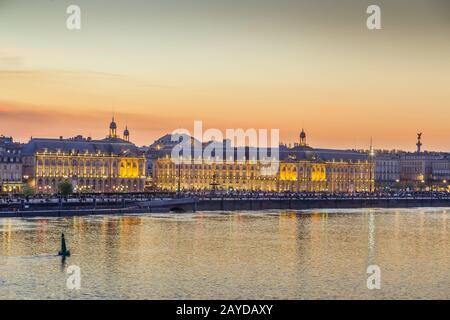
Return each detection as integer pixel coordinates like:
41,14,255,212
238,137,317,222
0,208,449,299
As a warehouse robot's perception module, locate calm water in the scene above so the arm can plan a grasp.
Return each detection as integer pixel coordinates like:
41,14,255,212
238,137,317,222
0,208,449,300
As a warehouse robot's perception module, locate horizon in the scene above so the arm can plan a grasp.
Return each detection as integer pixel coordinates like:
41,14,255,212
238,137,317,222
1,121,447,154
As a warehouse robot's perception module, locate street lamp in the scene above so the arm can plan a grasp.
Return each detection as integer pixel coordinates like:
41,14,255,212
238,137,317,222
177,156,183,194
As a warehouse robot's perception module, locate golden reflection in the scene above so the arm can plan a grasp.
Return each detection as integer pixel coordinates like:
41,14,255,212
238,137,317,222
120,216,142,226
73,216,87,234
36,219,48,244
311,212,322,222
394,211,400,240
194,215,205,243
419,210,425,239
226,214,245,242
1,219,13,254
278,212,299,271
234,214,244,224
309,212,327,268
1,209,450,299
101,216,109,236
442,210,448,240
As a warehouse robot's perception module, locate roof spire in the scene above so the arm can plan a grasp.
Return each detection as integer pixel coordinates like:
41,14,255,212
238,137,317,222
109,116,118,138
369,137,375,157
123,125,130,142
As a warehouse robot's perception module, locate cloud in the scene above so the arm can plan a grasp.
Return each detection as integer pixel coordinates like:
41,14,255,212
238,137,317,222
0,55,22,67
0,99,193,145
0,49,24,68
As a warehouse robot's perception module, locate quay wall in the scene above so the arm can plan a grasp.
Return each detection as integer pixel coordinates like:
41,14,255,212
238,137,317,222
196,198,450,211
1,198,449,218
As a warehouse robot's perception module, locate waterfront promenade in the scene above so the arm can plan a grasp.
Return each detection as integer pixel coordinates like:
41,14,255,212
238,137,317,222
0,192,449,217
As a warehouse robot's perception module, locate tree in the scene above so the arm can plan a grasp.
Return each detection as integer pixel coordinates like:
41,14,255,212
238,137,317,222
57,180,74,196
22,185,35,197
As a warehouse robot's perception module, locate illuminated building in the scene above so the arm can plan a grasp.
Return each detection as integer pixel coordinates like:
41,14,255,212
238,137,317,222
22,119,146,194
374,134,450,190
148,130,375,192
0,135,23,193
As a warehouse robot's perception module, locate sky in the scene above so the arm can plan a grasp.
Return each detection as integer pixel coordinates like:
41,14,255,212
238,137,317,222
0,0,449,151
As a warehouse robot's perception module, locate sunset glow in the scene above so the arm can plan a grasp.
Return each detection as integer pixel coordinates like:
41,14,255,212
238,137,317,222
1,0,449,151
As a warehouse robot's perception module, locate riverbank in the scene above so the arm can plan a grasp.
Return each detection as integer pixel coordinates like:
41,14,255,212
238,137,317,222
1,197,449,218
1,208,450,299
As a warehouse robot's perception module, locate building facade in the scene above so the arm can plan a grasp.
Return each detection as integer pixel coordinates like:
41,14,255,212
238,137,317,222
373,134,450,191
149,130,375,193
431,159,450,191
0,136,23,193
374,153,401,189
22,119,146,194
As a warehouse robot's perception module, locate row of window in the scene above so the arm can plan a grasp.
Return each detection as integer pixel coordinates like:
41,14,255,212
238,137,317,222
0,173,21,181
0,157,20,163
37,159,143,168
1,164,21,170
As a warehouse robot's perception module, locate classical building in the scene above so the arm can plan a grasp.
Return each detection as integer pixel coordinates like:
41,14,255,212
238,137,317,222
277,144,374,193
399,152,438,186
431,159,450,188
0,136,23,193
397,134,449,189
22,119,146,194
374,153,401,189
148,130,375,192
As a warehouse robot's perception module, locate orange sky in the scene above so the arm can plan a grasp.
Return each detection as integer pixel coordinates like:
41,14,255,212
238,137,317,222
0,0,449,151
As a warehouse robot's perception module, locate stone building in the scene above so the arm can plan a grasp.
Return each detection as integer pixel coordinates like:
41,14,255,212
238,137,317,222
431,158,450,189
148,130,374,193
22,119,146,194
0,136,23,193
374,153,401,189
374,134,450,190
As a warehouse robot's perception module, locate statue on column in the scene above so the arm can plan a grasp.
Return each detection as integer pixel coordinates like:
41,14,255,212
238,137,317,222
416,132,422,153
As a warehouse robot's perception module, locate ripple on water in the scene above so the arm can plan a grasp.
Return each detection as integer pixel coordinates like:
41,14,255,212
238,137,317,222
0,208,449,299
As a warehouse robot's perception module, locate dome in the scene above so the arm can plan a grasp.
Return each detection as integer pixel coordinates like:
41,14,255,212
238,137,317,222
124,127,130,136
110,117,117,129
300,129,306,139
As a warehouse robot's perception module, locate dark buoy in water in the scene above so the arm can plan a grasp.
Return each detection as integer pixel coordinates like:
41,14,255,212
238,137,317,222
58,233,71,257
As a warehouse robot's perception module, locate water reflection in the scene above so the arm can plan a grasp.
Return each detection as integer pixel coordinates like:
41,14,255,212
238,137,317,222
0,208,449,299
